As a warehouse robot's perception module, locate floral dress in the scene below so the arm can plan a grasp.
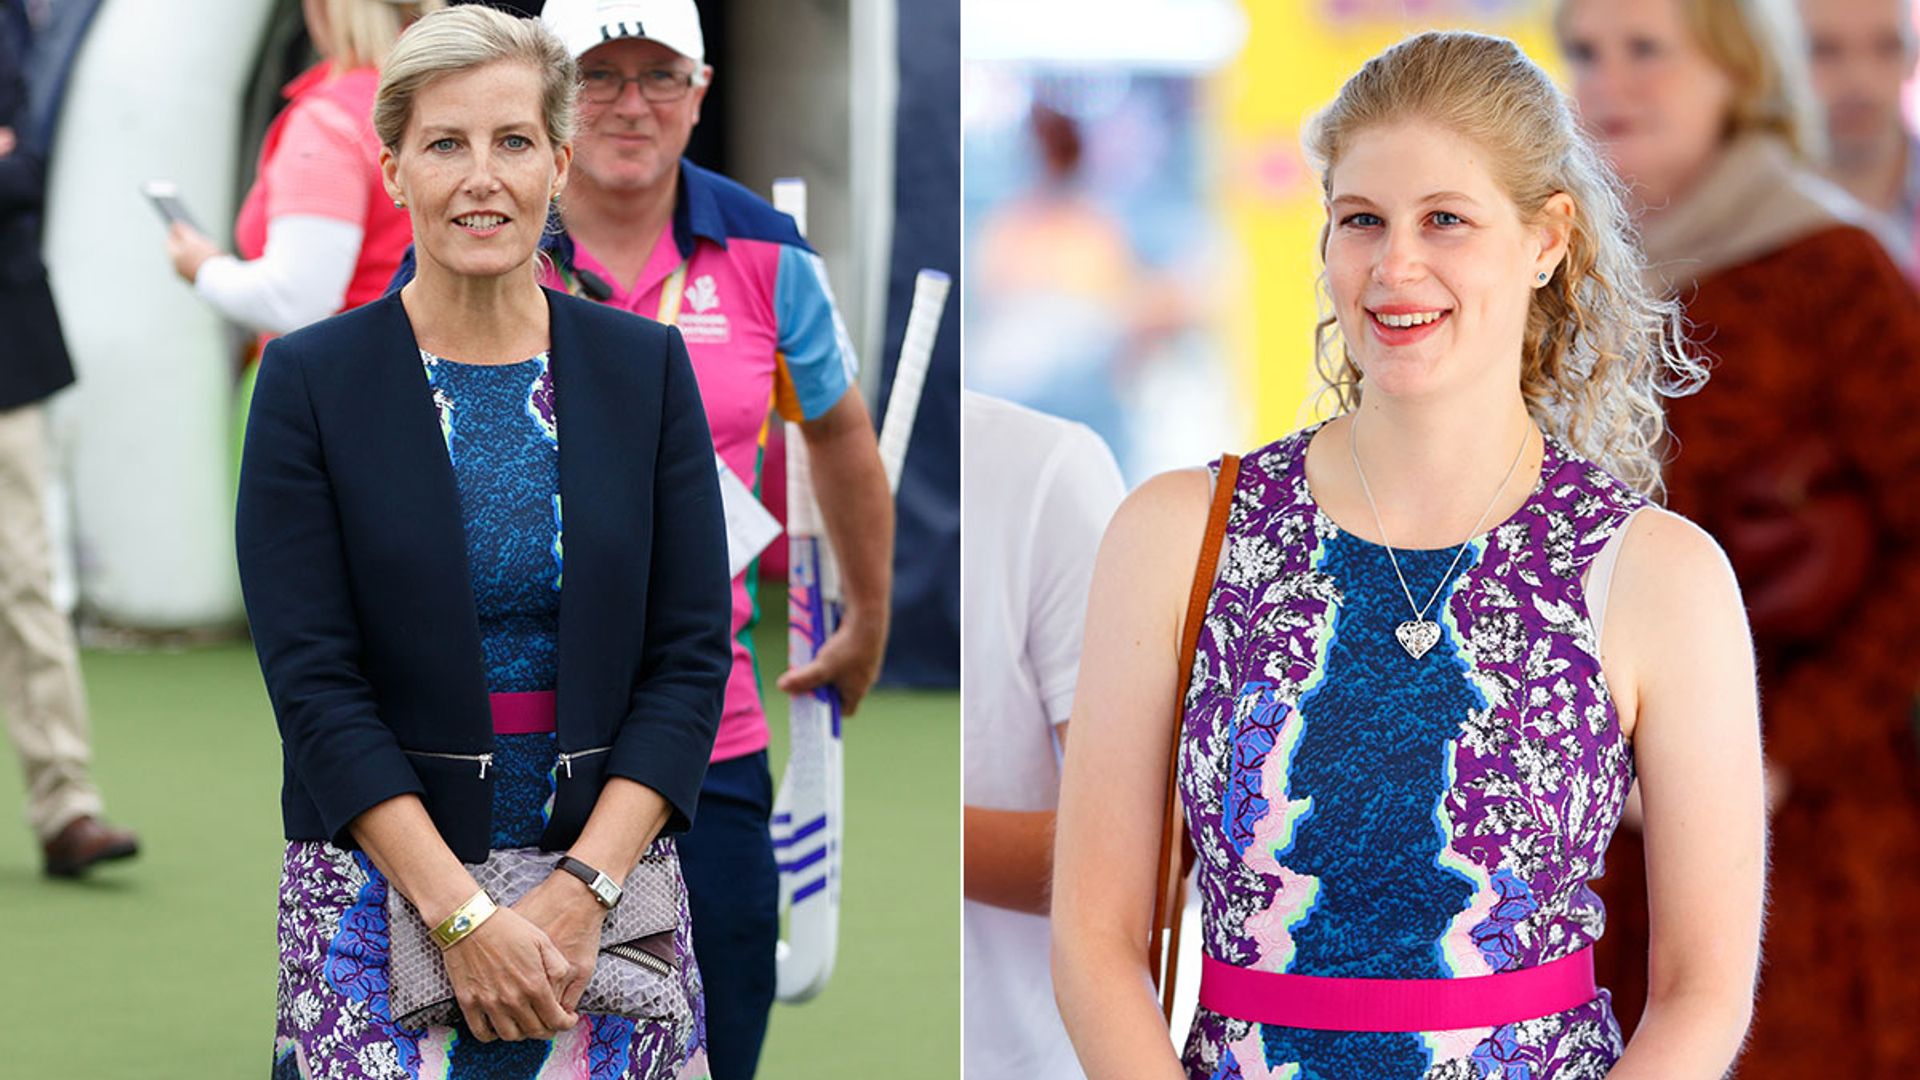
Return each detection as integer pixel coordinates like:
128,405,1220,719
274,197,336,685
1178,425,1642,1079
270,353,707,1080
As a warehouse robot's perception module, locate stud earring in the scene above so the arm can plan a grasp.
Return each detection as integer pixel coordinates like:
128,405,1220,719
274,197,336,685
394,199,406,209
1536,271,1549,283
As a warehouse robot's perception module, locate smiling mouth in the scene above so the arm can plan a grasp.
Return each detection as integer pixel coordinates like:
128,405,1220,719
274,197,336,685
1368,308,1449,329
453,213,510,231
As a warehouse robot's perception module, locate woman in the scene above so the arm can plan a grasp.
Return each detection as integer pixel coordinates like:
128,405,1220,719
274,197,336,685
236,8,729,1078
166,0,440,334
1051,31,1766,1079
1557,0,1920,1069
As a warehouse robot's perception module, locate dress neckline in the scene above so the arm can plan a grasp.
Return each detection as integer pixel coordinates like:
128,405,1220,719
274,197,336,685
419,348,549,370
1291,418,1558,555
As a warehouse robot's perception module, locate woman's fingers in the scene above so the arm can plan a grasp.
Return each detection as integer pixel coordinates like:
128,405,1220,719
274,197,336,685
444,909,579,1041
458,990,497,1042
540,933,590,1015
490,1007,527,1043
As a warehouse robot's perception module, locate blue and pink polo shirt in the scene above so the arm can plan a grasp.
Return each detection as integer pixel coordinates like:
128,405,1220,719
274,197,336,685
544,160,857,763
389,160,857,762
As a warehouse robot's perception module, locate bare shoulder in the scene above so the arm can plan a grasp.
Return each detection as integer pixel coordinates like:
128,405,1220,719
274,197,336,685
1612,507,1740,603
1100,466,1215,572
1087,466,1218,636
1608,506,1751,703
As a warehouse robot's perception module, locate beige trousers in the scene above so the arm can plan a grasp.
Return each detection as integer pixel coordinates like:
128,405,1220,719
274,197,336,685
0,403,101,842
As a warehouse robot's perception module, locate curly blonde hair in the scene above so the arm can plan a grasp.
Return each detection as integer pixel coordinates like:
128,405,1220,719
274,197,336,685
1305,30,1704,500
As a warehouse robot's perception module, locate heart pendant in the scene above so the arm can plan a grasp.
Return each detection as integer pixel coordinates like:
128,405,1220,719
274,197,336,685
1395,620,1440,659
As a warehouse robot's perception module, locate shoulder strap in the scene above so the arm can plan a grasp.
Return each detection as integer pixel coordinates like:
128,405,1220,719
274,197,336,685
1148,453,1241,1020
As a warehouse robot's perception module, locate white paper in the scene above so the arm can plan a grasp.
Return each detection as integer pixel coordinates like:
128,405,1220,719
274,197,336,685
718,454,783,579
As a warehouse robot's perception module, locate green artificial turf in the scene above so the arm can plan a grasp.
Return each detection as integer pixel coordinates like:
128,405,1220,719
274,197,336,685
0,585,958,1078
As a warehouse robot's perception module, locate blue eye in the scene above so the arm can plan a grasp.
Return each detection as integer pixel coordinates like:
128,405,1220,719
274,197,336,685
504,134,533,150
1341,212,1382,228
430,137,459,152
1431,211,1466,227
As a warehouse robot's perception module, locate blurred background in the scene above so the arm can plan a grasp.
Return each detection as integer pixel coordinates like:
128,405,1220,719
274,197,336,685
962,0,1919,480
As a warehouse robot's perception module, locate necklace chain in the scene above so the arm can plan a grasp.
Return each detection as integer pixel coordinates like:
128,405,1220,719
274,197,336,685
1347,414,1532,624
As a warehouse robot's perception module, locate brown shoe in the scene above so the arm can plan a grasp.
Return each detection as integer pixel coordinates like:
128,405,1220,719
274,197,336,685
42,815,140,878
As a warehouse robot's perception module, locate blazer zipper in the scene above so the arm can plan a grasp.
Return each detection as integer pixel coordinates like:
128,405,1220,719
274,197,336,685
556,745,613,779
404,748,495,779
603,941,673,978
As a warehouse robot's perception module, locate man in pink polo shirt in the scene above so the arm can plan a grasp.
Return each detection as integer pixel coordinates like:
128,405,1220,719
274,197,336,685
540,3,892,1076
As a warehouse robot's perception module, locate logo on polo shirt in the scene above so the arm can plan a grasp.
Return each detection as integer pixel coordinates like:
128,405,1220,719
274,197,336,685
679,274,731,344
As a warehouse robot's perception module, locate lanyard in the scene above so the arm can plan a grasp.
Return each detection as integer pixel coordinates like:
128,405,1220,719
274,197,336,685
558,242,688,329
655,261,688,326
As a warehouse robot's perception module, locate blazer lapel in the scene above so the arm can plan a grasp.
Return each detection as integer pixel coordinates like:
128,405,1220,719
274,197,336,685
366,292,493,746
550,289,611,747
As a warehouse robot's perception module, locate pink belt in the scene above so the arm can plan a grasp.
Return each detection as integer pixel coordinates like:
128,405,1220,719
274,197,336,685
489,691,557,735
1198,947,1597,1032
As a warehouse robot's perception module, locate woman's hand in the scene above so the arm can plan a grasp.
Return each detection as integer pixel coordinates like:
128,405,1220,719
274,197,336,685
441,906,578,1042
165,222,222,283
514,873,610,1013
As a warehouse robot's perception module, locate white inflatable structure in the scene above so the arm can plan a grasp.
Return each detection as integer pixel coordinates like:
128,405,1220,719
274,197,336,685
42,0,282,629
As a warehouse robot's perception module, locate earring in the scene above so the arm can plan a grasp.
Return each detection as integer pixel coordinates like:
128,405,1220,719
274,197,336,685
1536,271,1549,283
394,199,406,209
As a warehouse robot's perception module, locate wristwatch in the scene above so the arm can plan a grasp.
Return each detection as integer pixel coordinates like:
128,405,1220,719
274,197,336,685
554,854,622,910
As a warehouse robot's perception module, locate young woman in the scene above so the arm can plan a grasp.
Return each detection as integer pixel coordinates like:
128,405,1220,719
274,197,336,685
1051,31,1765,1079
237,8,729,1077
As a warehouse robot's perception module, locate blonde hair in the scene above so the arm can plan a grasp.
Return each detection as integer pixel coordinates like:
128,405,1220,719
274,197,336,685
373,5,578,152
1306,30,1705,500
317,0,444,71
1555,0,1826,160
1672,0,1826,161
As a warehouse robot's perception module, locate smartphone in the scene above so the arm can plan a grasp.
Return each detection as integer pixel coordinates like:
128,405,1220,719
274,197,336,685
141,181,201,233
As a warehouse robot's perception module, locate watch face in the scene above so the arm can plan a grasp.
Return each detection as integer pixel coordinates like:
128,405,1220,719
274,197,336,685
591,875,620,908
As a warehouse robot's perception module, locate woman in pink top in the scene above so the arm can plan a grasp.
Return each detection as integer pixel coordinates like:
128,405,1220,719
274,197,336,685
164,0,441,336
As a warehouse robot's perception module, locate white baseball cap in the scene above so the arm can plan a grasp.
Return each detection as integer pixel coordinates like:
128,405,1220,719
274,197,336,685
540,0,706,66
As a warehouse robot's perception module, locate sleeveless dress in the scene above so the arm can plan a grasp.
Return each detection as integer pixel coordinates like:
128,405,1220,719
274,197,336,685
270,353,707,1080
1178,425,1644,1080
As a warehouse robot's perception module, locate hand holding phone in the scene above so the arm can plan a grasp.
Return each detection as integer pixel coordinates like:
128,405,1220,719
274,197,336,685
142,181,202,234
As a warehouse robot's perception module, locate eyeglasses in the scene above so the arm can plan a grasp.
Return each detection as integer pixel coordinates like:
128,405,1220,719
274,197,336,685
579,67,703,104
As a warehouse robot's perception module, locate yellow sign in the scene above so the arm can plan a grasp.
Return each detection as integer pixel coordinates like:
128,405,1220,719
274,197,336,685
1213,1,1567,439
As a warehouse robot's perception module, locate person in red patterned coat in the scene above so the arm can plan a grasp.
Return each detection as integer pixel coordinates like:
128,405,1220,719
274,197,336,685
1559,0,1920,1071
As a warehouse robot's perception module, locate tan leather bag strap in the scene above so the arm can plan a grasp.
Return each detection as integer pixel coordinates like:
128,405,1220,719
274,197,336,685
1148,453,1240,1021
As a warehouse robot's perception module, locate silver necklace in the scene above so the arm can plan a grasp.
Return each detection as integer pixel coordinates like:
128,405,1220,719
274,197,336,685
1347,415,1531,659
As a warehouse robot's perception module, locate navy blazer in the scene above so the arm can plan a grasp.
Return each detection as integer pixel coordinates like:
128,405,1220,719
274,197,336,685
0,12,75,411
236,287,731,864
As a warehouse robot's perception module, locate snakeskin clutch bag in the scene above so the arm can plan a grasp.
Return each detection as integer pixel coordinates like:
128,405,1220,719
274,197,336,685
385,845,688,1030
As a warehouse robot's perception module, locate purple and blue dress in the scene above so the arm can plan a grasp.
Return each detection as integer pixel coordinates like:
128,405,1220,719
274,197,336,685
1179,424,1643,1079
271,353,707,1080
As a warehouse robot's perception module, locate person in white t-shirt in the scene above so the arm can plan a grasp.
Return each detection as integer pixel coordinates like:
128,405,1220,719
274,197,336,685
962,390,1127,1080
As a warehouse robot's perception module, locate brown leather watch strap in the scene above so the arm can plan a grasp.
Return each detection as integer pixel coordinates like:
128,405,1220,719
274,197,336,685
554,854,621,909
